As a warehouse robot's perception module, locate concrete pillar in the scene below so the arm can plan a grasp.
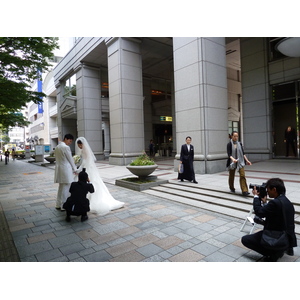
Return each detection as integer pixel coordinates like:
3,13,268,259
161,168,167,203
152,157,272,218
55,82,77,153
240,37,272,161
103,120,111,158
143,78,153,153
173,37,228,174
106,37,144,165
76,64,103,160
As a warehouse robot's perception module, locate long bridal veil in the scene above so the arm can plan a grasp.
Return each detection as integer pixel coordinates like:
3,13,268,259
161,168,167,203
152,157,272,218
75,137,124,215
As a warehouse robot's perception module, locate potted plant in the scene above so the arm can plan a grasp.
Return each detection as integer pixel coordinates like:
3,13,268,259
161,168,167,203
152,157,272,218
126,152,158,178
44,152,55,164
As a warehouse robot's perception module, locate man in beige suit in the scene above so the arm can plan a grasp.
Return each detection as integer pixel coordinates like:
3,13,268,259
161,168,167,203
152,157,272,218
54,134,78,210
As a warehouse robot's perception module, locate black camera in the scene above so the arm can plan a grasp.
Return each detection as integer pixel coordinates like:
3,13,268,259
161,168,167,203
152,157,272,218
254,216,265,225
249,182,267,198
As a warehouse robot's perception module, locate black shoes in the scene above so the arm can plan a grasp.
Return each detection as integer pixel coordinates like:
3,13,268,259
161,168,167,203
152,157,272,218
286,248,294,256
242,192,250,196
193,180,198,184
81,215,88,222
66,215,71,222
230,189,235,193
264,251,284,262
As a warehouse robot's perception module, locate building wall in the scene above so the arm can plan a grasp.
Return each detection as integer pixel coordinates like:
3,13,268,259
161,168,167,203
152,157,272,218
240,37,272,161
173,37,228,173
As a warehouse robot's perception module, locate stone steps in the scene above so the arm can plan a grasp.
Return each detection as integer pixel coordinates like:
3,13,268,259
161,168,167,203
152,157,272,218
142,181,300,235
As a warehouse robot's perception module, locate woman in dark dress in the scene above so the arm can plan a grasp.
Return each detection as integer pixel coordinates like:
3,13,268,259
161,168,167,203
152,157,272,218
178,136,198,184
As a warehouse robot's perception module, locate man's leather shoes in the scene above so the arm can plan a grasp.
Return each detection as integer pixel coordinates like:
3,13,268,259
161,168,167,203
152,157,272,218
242,192,250,196
193,180,198,184
81,215,88,222
286,248,294,256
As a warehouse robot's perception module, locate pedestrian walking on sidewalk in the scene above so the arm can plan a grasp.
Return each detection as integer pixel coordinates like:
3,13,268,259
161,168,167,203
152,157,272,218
54,134,78,210
226,131,251,196
4,150,10,165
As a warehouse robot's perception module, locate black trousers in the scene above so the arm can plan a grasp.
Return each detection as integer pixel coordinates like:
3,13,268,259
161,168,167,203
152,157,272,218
241,231,283,257
66,211,87,217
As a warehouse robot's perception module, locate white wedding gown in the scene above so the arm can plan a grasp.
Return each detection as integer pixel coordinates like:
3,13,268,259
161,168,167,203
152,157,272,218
75,137,124,216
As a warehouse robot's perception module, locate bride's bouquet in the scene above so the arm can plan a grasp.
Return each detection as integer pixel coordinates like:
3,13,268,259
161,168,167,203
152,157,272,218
73,155,81,166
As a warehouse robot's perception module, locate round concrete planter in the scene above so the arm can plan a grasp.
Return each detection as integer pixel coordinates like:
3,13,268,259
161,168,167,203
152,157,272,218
126,164,158,178
45,156,56,164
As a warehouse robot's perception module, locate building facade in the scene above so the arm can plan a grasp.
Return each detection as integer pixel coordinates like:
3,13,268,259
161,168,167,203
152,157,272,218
52,37,300,174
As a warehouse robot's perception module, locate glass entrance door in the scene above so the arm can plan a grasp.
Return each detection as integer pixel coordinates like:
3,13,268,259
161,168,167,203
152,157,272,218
272,82,299,158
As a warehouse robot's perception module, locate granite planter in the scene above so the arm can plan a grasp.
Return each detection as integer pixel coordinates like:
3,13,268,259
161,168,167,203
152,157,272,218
44,156,56,164
126,164,158,178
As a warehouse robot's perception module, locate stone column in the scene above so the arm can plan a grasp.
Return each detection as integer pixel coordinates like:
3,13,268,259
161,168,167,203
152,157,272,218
106,37,144,165
103,120,111,158
143,77,153,153
76,64,103,159
240,37,272,161
173,37,228,174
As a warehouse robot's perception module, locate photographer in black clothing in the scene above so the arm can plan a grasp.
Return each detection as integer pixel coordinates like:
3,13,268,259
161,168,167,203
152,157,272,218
241,178,297,261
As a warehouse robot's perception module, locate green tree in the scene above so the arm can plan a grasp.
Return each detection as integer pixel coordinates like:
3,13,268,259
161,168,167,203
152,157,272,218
0,37,59,129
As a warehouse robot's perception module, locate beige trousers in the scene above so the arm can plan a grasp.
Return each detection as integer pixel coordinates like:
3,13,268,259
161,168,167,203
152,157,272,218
228,167,248,193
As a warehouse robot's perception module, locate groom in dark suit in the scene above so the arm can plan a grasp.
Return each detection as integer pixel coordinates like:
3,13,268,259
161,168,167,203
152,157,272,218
178,136,198,183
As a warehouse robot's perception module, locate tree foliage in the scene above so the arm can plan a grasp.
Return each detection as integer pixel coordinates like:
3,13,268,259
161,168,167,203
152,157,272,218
0,37,59,129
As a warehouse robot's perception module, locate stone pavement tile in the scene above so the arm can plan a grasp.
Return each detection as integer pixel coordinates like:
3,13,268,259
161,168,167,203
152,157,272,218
205,238,227,248
93,220,129,235
9,222,35,232
97,215,119,225
135,219,163,231
91,232,120,245
154,236,184,250
114,225,140,237
197,232,213,242
135,213,155,222
35,248,63,262
213,232,240,244
84,250,112,262
169,249,204,262
131,233,160,247
203,251,236,262
219,244,250,259
48,233,82,248
157,214,179,223
148,204,167,210
191,241,219,256
7,218,27,228
76,228,100,240
17,240,53,259
136,243,164,257
106,237,127,247
193,214,216,223
109,249,145,262
59,242,86,256
105,241,137,257
122,216,144,226
160,225,184,236
184,227,204,237
27,232,56,244
173,221,195,230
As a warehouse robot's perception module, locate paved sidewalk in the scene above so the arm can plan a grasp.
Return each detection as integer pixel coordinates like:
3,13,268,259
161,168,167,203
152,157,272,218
0,157,299,262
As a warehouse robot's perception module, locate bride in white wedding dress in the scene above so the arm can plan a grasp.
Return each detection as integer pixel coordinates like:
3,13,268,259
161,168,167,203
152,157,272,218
75,137,124,215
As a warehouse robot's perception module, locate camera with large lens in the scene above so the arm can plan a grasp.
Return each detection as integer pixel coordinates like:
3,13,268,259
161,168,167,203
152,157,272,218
253,215,265,225
249,182,267,198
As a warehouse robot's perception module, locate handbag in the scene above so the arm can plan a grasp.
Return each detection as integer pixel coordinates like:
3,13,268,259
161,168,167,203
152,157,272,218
178,163,184,174
260,198,289,251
